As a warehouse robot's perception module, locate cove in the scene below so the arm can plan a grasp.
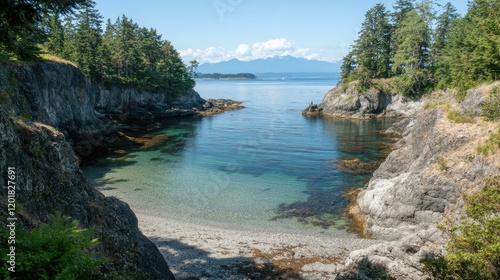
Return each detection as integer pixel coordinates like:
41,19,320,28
83,73,396,237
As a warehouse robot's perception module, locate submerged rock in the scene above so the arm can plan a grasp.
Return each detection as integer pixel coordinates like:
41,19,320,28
335,158,383,174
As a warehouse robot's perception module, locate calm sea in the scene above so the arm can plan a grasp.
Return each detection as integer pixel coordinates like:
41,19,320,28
83,73,395,236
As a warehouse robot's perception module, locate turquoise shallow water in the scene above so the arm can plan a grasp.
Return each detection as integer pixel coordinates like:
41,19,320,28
83,73,395,236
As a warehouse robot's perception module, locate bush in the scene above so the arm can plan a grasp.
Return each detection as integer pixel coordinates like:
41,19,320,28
0,212,102,280
481,86,500,121
422,176,500,280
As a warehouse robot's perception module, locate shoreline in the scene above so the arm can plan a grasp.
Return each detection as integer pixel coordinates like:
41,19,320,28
134,212,384,279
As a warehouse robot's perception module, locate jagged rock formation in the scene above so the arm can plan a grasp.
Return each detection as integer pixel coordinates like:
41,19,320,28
0,61,218,278
0,107,174,279
97,87,206,120
0,62,108,140
337,87,500,279
303,84,423,119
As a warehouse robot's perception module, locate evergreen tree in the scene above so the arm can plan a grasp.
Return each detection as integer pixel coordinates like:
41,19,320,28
392,0,416,27
432,2,460,88
433,2,459,54
339,49,357,85
0,0,85,60
355,3,392,86
45,13,66,56
443,0,500,91
73,0,105,79
391,5,432,95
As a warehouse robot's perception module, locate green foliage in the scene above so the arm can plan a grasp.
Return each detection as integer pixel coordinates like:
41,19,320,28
99,16,194,94
481,86,500,121
71,0,106,80
437,0,500,91
2,1,195,95
436,156,449,171
447,110,475,123
0,212,102,280
356,4,392,80
422,176,500,280
0,0,86,60
476,127,500,156
340,0,499,97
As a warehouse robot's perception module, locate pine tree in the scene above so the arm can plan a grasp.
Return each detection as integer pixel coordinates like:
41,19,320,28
392,0,416,27
73,0,105,79
392,4,432,95
45,13,66,56
355,3,392,85
0,0,85,60
432,2,460,88
339,49,357,85
444,0,500,91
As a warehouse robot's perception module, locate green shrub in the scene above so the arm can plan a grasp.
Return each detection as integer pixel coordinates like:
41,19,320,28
422,176,500,280
447,110,475,123
436,156,449,171
481,86,500,121
0,212,103,280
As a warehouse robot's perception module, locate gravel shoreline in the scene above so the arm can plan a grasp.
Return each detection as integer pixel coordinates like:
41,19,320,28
136,213,384,279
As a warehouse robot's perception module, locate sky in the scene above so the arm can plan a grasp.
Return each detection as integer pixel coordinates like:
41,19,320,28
95,0,469,64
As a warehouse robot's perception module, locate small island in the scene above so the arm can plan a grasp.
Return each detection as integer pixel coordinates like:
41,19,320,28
197,73,257,80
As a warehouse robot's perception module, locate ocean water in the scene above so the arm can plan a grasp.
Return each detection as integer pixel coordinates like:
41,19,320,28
83,73,395,236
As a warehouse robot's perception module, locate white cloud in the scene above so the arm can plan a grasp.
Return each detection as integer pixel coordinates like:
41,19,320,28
235,44,251,56
179,38,332,64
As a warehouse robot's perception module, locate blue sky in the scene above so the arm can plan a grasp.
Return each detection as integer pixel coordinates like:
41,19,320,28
95,0,468,64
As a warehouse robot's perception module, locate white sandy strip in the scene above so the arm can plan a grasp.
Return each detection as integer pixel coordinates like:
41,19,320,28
136,213,384,279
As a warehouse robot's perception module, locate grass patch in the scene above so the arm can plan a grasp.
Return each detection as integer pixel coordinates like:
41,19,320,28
39,52,78,67
476,127,500,156
447,110,475,123
424,100,450,110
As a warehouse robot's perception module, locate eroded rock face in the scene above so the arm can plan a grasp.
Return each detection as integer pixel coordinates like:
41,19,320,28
0,62,179,278
97,87,206,120
338,87,500,279
303,85,422,119
0,62,108,140
358,108,499,240
0,107,174,279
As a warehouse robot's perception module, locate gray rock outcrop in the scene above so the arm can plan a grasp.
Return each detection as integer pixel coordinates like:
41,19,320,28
0,107,174,279
97,87,206,120
303,85,423,119
337,87,500,279
0,61,185,278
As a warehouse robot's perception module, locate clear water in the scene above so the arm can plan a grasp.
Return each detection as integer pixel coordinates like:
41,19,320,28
83,73,395,236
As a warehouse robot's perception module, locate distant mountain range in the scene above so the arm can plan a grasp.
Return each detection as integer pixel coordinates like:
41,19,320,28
197,55,341,73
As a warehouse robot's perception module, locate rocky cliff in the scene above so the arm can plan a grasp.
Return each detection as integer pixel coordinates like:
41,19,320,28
97,87,206,120
337,86,500,279
0,106,174,278
303,84,423,119
0,61,210,278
